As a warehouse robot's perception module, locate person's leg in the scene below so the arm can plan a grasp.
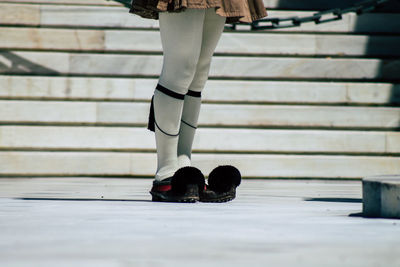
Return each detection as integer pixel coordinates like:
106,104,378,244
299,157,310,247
177,8,226,168
152,9,205,181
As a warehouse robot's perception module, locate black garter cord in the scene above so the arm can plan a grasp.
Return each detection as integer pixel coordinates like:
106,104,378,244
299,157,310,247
181,119,197,129
148,83,187,134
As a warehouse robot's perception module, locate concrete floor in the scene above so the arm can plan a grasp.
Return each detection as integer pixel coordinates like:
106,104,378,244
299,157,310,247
0,178,399,267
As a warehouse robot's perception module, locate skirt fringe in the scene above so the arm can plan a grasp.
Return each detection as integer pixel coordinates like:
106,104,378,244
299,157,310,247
129,0,267,23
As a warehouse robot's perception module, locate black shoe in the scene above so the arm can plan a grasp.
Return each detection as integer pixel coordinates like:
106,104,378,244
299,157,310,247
200,165,241,203
150,166,205,203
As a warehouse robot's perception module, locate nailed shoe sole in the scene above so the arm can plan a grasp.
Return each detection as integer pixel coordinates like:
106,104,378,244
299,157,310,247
150,183,200,203
199,187,236,203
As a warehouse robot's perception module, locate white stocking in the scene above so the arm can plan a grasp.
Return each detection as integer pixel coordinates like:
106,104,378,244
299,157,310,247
177,8,226,168
153,8,226,180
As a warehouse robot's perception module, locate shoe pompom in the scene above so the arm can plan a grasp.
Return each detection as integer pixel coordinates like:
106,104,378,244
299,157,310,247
208,165,241,193
171,166,205,194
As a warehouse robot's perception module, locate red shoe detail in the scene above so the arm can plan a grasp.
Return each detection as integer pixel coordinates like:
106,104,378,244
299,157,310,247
152,184,172,192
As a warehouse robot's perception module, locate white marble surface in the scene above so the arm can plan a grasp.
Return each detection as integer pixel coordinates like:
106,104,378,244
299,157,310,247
2,3,400,34
3,51,400,80
2,100,400,128
1,151,400,178
0,76,397,105
0,178,399,267
3,27,400,57
1,126,398,154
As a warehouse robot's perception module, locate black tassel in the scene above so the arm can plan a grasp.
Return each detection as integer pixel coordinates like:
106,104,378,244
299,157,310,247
147,95,155,132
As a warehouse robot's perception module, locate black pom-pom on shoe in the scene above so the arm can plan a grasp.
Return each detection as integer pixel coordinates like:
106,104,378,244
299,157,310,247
208,165,241,193
200,165,241,203
150,166,205,203
171,166,206,195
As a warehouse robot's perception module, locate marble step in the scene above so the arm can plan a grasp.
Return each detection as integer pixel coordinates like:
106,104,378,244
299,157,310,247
0,125,399,154
2,51,399,81
1,100,400,129
1,76,398,105
1,3,400,33
2,27,400,57
3,0,400,11
1,151,399,179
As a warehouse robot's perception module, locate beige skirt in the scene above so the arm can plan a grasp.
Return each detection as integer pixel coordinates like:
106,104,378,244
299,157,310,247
129,0,268,23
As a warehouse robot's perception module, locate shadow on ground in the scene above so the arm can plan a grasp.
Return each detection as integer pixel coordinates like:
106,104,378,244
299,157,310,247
0,51,59,75
304,197,362,203
15,197,151,203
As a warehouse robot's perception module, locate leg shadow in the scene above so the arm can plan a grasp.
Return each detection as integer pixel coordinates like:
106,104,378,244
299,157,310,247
0,51,59,75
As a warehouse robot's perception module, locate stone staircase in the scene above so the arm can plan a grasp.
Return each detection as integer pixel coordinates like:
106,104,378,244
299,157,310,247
0,0,399,179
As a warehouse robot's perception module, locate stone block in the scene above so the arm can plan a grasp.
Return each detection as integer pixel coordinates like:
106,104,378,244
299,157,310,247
0,28,105,50
1,152,400,178
3,50,399,80
0,51,69,74
2,3,399,34
1,76,398,105
0,100,97,123
363,175,400,219
1,100,400,129
0,3,40,25
0,76,155,100
40,5,156,29
2,27,400,57
0,126,395,154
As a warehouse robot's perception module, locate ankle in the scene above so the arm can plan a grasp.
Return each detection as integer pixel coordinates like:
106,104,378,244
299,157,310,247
177,155,192,169
155,164,178,181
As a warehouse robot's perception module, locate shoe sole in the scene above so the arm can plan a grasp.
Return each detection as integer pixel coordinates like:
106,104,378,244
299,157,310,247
199,195,235,203
150,184,200,203
151,193,199,203
199,189,236,203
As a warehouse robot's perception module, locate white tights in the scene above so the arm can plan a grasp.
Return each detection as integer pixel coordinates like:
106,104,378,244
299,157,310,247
153,8,226,180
